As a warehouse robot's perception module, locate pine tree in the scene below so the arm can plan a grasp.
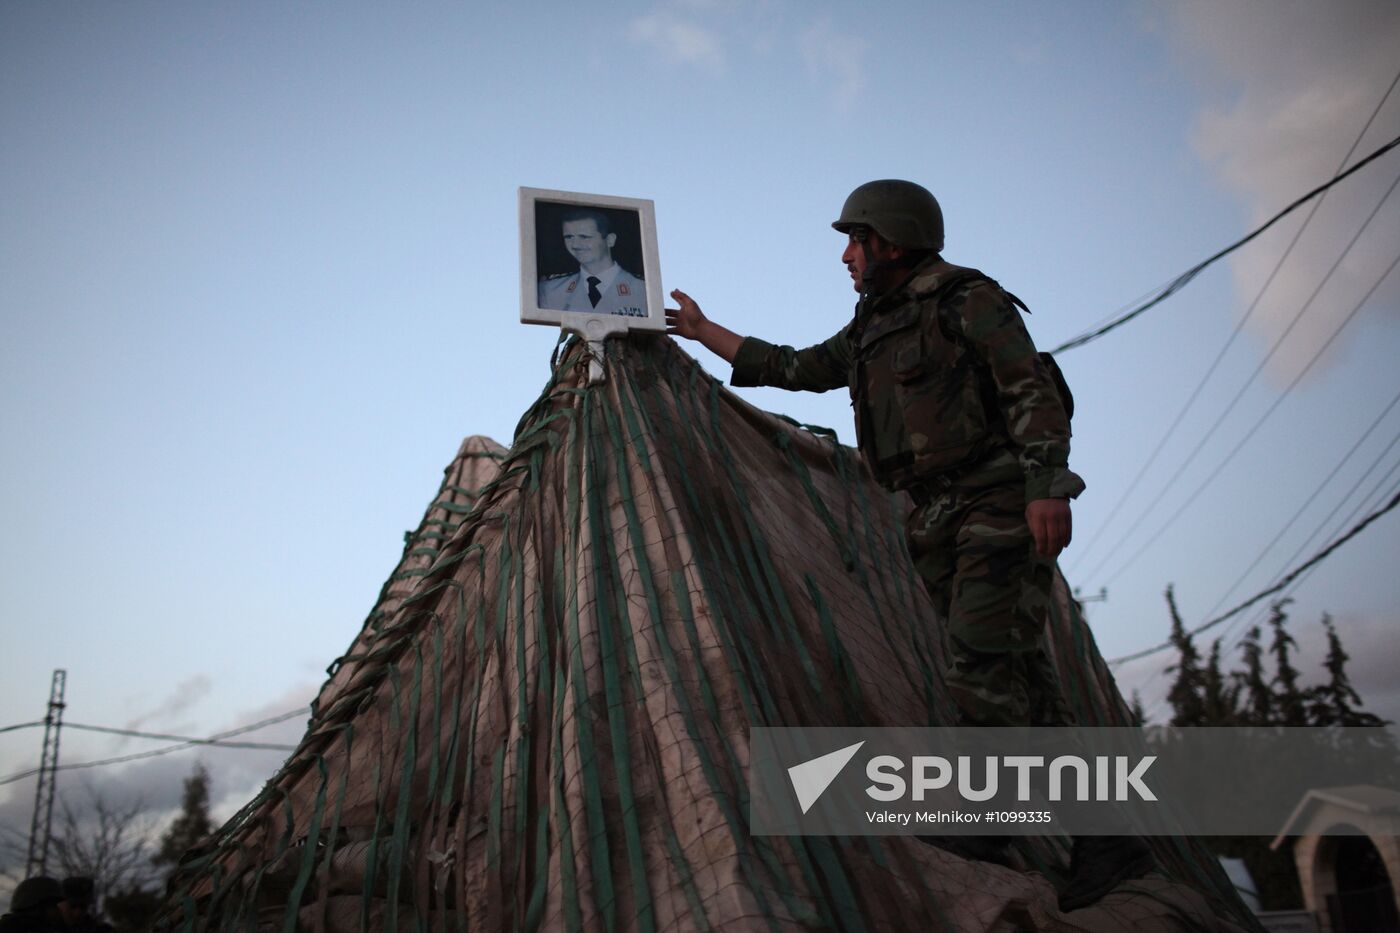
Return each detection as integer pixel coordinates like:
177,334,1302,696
155,762,214,872
1201,639,1237,725
1233,625,1272,725
1308,614,1385,727
1267,599,1308,726
1129,690,1146,726
1164,585,1205,726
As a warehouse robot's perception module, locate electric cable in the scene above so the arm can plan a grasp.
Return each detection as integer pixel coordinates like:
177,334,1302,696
1050,131,1400,354
1198,391,1400,621
0,722,44,735
1086,202,1400,589
1228,451,1400,648
1198,447,1400,704
62,722,297,750
0,707,309,787
1108,484,1400,666
1189,461,1400,729
1065,72,1400,572
1212,438,1400,654
1128,433,1400,699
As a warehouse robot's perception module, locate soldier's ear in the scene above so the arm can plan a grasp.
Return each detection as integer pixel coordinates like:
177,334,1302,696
605,232,617,248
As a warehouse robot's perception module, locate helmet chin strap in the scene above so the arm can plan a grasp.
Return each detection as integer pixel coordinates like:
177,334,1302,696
853,227,923,304
852,227,882,304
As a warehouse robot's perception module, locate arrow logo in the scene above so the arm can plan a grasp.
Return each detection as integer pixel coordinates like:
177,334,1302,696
787,741,865,814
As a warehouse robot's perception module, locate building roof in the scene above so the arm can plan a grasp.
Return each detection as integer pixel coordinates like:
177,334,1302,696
1273,784,1400,847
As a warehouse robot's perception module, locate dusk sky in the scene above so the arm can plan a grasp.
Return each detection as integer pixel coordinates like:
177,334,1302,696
3,0,1398,855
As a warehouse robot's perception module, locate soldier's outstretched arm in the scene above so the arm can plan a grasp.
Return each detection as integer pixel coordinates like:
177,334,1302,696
666,289,744,363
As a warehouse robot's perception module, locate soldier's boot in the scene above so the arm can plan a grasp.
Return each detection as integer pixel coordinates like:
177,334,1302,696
916,834,1015,868
1057,835,1155,912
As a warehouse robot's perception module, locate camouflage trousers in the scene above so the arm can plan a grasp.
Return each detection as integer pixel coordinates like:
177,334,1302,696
905,481,1073,727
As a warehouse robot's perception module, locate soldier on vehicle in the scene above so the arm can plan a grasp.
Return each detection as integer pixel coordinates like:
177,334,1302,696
666,179,1152,912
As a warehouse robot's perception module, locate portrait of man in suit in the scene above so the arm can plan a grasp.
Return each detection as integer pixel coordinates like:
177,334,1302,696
536,207,648,318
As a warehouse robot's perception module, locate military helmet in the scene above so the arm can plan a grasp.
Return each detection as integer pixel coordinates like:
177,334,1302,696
62,876,96,906
11,875,63,912
832,179,944,252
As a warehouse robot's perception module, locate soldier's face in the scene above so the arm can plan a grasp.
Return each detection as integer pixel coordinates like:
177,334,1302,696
562,219,616,267
841,232,902,292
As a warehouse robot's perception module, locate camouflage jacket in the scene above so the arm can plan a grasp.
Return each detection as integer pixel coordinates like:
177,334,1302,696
730,258,1084,502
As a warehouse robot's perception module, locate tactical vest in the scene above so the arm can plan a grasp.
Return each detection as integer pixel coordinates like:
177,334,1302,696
849,264,1072,490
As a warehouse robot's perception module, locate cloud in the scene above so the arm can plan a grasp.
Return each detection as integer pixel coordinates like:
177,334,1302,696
628,9,727,72
0,681,316,872
799,17,867,112
1162,0,1400,383
625,1,859,106
123,675,212,734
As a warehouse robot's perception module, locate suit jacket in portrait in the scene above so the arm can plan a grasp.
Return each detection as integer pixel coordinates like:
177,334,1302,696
537,267,647,317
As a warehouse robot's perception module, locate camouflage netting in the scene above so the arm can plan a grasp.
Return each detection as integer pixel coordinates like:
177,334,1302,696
160,335,1260,932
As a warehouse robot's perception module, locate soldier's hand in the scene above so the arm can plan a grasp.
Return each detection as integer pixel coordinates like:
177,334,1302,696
665,289,708,340
1026,498,1072,559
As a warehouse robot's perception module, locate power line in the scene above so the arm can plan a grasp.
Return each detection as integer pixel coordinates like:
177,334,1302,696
1065,73,1400,572
1050,131,1400,354
0,707,309,787
1194,462,1400,720
63,722,296,750
1221,451,1400,652
1200,395,1400,625
1090,239,1400,589
1108,486,1400,666
0,722,44,735
1077,169,1400,581
1083,77,1400,712
0,709,308,745
203,708,308,742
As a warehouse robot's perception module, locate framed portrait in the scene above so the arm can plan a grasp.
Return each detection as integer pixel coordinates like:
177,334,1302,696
519,187,665,338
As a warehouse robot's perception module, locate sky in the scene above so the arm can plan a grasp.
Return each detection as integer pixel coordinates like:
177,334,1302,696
2,0,1399,872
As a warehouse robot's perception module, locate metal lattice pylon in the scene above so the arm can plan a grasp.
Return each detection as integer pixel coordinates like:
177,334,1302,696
25,668,67,876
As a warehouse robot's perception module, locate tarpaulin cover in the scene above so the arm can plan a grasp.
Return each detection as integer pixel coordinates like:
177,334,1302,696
160,335,1259,932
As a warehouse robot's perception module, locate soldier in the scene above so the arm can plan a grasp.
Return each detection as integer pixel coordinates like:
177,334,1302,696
666,179,1152,911
58,878,113,933
537,209,647,317
0,876,65,932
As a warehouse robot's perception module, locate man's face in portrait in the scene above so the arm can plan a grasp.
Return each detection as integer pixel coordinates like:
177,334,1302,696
562,217,616,270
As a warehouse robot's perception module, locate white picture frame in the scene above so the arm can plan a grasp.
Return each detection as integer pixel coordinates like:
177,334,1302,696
519,187,666,341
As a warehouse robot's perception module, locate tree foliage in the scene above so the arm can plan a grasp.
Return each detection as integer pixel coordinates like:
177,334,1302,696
154,762,214,871
1309,614,1385,727
1234,625,1272,725
1158,592,1388,729
1164,585,1206,727
1267,599,1308,727
48,784,161,904
1151,590,1393,911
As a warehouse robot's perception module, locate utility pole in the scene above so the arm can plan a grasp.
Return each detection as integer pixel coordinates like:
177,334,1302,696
26,669,66,876
1072,587,1109,619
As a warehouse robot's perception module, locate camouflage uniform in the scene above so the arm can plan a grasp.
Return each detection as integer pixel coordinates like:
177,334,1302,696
730,257,1083,726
